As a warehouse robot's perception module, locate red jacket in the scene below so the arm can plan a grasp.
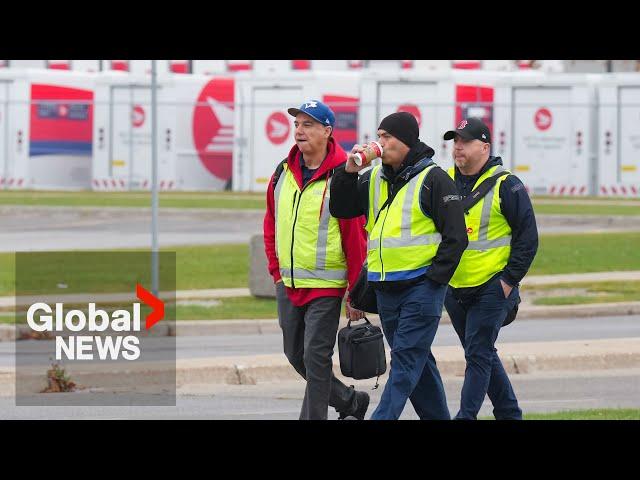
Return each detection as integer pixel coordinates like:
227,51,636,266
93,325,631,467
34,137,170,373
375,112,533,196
263,138,367,307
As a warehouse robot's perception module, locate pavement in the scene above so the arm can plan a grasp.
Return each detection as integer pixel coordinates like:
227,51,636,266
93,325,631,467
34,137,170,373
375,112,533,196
2,368,639,419
1,206,639,252
1,337,639,395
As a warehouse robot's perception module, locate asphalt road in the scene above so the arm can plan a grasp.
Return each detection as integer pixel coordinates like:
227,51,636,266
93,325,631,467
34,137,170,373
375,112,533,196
1,368,638,419
1,207,639,252
2,315,639,367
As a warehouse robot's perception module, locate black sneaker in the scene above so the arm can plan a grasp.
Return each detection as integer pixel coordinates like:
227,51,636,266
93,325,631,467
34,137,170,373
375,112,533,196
338,390,370,420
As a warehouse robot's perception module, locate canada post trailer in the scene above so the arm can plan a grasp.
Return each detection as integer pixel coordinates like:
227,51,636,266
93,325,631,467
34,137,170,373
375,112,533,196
597,73,640,197
232,71,361,192
0,68,95,190
91,72,164,190
493,73,599,196
357,70,541,172
162,73,235,191
92,72,235,191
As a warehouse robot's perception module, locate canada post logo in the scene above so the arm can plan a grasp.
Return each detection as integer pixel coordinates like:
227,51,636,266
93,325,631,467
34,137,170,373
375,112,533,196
25,284,163,361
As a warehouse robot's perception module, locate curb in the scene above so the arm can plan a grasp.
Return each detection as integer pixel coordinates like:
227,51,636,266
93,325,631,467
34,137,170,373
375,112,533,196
2,338,639,394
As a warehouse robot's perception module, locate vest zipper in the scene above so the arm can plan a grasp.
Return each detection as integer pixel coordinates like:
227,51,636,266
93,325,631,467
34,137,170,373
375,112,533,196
289,190,302,288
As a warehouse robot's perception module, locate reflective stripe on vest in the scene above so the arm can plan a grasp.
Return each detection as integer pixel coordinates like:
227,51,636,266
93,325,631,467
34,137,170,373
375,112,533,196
448,165,512,288
367,166,442,249
274,166,347,287
366,163,441,281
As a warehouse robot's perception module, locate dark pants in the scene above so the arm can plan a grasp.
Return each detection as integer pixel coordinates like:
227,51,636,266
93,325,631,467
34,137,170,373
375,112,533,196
370,277,450,420
276,282,355,420
444,275,522,420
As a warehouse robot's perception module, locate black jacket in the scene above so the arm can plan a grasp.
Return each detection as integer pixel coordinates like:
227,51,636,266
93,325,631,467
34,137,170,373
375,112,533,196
329,142,468,287
451,156,539,299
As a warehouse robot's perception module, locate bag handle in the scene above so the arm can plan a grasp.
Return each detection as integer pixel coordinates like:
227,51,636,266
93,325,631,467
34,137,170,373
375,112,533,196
346,316,383,390
346,316,371,329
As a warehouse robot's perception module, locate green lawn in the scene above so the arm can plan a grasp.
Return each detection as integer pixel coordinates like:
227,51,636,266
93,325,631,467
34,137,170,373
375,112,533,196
526,281,640,306
0,244,249,297
1,296,278,324
521,409,640,420
0,190,265,210
532,204,640,216
528,232,640,275
1,231,639,298
175,297,277,320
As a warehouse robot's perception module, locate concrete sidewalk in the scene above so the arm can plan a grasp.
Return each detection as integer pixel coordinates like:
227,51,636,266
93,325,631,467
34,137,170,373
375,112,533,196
0,288,251,309
2,270,640,309
2,337,639,395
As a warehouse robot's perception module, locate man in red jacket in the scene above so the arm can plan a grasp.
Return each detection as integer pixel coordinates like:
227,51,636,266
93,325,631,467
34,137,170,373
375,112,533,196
263,100,369,420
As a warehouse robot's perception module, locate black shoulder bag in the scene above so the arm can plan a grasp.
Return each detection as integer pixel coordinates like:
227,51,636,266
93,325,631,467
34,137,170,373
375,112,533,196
338,317,387,389
349,196,393,314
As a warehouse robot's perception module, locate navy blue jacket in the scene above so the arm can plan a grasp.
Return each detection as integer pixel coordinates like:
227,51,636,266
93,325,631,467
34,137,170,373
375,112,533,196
452,156,538,293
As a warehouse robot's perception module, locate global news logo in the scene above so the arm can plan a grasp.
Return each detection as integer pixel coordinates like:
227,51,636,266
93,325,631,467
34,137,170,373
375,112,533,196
25,284,164,361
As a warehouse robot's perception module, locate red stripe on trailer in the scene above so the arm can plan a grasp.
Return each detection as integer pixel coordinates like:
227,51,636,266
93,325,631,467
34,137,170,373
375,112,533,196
348,60,363,69
401,60,414,69
227,61,251,72
292,60,311,70
111,60,129,71
453,60,481,69
48,61,70,70
170,60,189,74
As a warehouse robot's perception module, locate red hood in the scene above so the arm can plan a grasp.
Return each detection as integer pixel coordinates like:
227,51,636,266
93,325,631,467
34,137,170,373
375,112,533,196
285,137,347,188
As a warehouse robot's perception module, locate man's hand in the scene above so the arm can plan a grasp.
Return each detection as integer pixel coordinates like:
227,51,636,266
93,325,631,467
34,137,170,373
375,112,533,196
345,300,365,321
500,279,513,299
345,144,368,174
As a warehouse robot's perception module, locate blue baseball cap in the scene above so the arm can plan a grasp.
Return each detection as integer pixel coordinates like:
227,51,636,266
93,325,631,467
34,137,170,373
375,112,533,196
287,100,335,128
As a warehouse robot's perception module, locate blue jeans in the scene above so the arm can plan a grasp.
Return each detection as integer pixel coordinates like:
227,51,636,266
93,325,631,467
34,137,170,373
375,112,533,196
444,275,522,420
370,277,450,420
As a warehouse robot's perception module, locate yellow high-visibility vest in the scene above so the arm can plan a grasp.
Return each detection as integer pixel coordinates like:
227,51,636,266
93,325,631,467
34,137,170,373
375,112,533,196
274,165,347,288
364,163,441,281
448,165,512,288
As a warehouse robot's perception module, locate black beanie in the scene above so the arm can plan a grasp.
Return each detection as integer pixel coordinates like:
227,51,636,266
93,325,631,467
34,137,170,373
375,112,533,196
378,112,419,148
